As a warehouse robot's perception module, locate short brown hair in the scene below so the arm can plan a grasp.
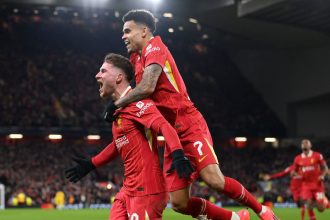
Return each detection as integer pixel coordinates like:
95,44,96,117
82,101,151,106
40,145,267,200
104,53,134,82
123,9,156,33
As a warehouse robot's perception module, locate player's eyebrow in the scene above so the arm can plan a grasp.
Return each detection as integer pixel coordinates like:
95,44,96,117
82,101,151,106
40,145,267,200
123,27,130,33
100,68,106,73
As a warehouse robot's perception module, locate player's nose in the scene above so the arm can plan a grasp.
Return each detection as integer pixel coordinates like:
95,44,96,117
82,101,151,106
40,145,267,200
95,71,101,79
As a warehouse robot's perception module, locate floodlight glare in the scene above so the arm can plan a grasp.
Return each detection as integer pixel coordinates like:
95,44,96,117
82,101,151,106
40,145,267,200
87,135,101,140
235,137,247,142
264,137,277,143
8,134,23,139
48,134,62,140
157,136,165,141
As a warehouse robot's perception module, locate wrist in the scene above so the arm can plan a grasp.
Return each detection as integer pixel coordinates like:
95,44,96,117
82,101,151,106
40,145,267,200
171,149,185,160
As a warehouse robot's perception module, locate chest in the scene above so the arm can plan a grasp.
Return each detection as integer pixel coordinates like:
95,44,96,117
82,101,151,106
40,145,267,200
298,156,319,168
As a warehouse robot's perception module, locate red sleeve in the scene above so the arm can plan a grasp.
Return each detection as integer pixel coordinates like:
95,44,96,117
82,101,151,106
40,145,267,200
319,153,327,166
91,142,119,167
126,99,182,153
293,156,300,171
150,117,182,153
270,166,292,179
144,38,167,68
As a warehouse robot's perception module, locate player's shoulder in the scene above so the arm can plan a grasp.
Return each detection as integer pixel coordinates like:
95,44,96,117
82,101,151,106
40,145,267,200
144,36,165,56
312,151,324,159
124,99,155,114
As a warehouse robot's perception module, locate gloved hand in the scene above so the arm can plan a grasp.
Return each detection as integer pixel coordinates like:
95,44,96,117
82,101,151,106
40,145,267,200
166,149,194,179
103,101,118,123
65,155,95,183
130,78,136,88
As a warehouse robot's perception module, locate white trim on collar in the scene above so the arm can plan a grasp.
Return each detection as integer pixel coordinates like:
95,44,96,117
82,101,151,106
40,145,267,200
120,86,131,98
302,150,313,158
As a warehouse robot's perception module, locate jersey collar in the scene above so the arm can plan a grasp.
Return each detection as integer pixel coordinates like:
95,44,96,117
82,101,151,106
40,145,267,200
120,86,132,98
301,150,313,158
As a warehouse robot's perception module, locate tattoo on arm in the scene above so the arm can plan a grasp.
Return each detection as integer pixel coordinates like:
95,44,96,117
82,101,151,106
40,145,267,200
114,64,162,107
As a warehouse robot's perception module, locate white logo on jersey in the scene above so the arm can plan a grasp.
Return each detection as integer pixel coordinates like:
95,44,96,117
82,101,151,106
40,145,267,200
115,135,129,149
145,45,160,57
136,101,144,109
302,166,315,172
146,44,152,51
136,102,153,117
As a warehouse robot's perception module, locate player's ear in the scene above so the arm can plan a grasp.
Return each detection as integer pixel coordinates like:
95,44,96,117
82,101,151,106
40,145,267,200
116,72,123,84
142,26,148,38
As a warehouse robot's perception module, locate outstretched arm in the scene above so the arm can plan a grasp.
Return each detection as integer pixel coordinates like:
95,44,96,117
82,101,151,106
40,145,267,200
114,64,162,108
92,142,119,167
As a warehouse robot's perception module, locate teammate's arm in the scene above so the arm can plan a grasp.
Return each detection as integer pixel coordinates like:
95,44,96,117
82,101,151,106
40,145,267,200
65,142,119,182
114,64,162,108
319,162,329,181
291,158,300,177
92,142,119,167
151,117,194,178
132,104,194,179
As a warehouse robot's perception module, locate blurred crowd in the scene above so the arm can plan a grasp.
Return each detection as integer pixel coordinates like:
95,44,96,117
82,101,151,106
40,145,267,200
0,4,306,210
1,139,329,208
0,5,285,137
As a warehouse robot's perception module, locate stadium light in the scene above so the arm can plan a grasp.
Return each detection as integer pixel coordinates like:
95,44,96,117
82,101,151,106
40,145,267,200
189,18,198,24
106,183,112,190
33,10,39,15
178,26,184,31
157,136,165,141
264,137,277,143
235,137,247,142
13,9,19,13
73,12,79,17
202,34,209,39
168,28,174,33
87,135,101,140
8,134,23,139
48,134,62,140
114,11,120,18
163,13,173,18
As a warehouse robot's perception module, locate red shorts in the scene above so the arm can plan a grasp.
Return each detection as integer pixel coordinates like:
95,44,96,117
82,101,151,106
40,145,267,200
290,187,302,202
110,190,168,220
164,113,219,192
301,183,325,205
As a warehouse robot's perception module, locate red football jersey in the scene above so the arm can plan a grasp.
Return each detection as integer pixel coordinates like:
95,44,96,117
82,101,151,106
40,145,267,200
130,36,200,128
112,98,168,196
293,150,326,185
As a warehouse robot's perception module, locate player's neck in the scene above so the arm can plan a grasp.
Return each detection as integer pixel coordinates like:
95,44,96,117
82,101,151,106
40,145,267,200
112,84,131,101
303,150,311,156
139,35,154,55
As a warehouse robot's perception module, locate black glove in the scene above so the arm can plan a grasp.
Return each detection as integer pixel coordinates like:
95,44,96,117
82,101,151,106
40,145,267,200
103,101,118,123
130,78,136,88
65,155,95,183
166,149,194,179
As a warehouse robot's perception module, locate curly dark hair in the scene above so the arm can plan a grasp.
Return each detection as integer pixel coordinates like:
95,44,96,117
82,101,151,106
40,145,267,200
122,9,156,33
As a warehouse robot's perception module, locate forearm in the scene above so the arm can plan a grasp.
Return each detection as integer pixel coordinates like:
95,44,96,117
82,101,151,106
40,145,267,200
92,142,119,167
321,164,329,178
270,170,288,179
151,118,182,153
114,63,162,108
114,84,152,108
